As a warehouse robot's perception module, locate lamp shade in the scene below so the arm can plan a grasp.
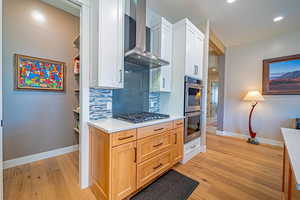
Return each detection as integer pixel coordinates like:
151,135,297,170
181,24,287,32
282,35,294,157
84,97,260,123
243,91,264,102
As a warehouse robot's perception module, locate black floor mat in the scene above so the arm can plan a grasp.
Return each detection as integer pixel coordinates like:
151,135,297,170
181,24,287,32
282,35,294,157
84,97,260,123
131,170,199,200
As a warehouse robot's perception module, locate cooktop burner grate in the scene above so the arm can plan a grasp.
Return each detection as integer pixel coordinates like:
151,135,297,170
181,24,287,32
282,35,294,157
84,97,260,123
114,112,170,123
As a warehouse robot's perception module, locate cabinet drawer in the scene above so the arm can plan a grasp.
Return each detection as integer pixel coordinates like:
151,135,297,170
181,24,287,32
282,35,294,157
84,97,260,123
137,122,173,139
137,150,173,188
174,119,184,128
112,129,137,147
137,131,173,163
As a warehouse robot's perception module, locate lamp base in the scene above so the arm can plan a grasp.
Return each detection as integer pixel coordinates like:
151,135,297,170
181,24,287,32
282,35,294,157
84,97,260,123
247,138,259,145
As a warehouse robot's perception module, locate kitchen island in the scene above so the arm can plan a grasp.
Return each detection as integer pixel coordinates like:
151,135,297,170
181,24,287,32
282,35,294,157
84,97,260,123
88,116,184,200
282,128,300,200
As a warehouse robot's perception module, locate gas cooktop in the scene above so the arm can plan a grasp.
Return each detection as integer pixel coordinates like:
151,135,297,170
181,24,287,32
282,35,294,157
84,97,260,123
114,112,170,124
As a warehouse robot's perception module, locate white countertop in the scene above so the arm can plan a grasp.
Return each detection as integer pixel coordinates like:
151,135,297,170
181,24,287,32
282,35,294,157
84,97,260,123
88,116,185,134
281,128,300,190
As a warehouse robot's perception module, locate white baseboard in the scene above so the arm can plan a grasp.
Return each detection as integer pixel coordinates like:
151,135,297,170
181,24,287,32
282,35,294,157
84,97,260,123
4,145,79,169
206,126,217,134
181,147,201,164
216,130,283,147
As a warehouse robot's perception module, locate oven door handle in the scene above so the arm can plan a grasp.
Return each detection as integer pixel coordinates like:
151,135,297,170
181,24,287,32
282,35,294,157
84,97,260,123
186,83,203,89
185,111,202,117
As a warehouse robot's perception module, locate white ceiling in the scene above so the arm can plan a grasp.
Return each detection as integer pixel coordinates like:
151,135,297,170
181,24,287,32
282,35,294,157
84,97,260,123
148,0,300,47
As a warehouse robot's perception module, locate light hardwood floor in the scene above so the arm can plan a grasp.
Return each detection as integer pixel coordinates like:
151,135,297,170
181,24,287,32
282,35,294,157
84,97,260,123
4,152,96,200
4,134,283,200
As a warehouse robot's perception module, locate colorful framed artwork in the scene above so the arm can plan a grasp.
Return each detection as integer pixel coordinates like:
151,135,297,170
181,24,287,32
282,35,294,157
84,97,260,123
15,54,65,91
263,54,300,95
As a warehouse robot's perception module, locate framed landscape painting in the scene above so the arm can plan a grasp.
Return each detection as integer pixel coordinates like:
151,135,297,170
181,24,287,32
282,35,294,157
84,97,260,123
15,54,65,91
263,54,300,95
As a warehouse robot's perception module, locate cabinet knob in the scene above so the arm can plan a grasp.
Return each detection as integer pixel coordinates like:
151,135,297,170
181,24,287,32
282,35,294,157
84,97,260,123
162,77,166,88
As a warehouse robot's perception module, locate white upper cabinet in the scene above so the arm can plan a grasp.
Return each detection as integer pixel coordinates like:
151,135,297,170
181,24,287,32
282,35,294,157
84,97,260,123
174,18,205,80
90,0,125,89
150,17,173,92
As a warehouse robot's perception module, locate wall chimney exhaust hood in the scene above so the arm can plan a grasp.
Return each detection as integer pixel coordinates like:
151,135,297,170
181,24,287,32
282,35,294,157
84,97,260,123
125,0,169,68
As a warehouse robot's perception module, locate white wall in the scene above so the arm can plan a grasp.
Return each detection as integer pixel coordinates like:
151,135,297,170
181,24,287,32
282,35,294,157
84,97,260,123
224,29,300,141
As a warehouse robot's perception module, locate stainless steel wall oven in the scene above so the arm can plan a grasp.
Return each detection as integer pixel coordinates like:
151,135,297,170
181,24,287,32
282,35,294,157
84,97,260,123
184,76,202,143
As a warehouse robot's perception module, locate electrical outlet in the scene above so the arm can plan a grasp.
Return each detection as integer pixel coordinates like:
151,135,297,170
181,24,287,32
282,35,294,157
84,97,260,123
107,102,112,110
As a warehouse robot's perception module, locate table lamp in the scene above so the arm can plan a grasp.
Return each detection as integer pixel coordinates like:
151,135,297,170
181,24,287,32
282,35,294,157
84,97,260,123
243,91,265,144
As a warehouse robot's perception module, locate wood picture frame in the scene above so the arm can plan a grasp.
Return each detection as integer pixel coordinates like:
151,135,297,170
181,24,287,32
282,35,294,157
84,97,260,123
15,54,66,91
262,54,300,95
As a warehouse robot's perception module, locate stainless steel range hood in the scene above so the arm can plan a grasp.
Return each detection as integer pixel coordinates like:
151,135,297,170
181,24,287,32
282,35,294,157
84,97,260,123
125,0,169,68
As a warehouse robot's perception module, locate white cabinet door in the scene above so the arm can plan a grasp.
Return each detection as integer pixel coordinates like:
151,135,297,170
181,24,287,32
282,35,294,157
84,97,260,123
185,27,196,78
150,18,172,92
160,20,172,92
194,34,204,80
185,24,204,80
97,0,124,88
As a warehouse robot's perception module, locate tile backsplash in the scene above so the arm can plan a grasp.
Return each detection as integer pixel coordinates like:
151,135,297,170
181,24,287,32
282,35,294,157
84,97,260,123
89,88,112,120
89,89,161,121
112,64,150,116
149,92,160,113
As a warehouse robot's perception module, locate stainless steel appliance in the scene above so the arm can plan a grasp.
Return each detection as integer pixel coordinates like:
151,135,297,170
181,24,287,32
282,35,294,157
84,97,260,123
184,76,202,143
185,78,202,112
124,0,169,68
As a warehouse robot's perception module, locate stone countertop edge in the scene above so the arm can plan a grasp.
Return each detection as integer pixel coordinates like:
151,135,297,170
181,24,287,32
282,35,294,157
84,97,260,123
281,128,300,191
88,116,185,134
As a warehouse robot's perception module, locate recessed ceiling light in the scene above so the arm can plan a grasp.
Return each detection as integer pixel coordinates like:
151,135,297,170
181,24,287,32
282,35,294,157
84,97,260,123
273,16,284,22
32,10,46,23
227,0,236,3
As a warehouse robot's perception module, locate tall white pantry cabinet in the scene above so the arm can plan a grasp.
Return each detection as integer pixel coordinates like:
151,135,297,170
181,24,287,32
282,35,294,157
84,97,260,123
173,18,205,80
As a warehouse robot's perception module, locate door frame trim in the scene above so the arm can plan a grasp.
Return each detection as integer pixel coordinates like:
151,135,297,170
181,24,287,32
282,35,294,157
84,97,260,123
0,0,3,198
70,0,91,189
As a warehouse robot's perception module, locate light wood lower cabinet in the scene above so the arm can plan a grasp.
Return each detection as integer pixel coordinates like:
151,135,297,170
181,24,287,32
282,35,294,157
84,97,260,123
112,142,137,200
173,127,184,164
282,145,300,200
89,120,184,200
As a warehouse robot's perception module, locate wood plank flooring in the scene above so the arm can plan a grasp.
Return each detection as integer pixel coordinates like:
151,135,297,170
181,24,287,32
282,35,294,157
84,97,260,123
175,134,283,200
4,134,283,200
4,152,96,200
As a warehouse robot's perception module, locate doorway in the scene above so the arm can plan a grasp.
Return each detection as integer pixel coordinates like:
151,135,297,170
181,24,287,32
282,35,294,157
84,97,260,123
2,0,91,198
206,54,220,133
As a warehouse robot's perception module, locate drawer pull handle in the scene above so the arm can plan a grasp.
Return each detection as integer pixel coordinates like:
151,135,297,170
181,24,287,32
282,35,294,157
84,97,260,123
191,145,197,149
134,147,137,163
176,123,183,126
154,128,164,132
153,163,163,170
153,142,163,148
118,135,134,140
175,134,177,145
